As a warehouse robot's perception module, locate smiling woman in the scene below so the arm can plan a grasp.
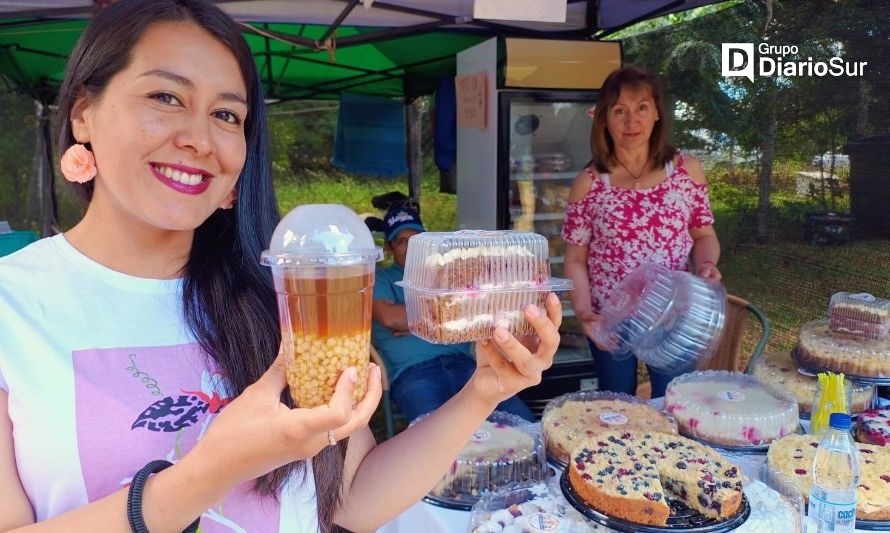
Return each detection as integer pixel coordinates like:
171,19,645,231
0,2,563,532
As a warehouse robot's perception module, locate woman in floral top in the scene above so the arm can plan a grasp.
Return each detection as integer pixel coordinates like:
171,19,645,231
562,66,722,398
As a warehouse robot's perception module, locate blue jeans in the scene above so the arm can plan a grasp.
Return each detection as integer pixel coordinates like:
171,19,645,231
390,354,536,422
588,340,694,398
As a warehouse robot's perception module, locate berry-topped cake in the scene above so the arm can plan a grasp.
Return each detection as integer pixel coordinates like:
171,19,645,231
768,433,890,520
542,391,677,465
400,231,560,344
665,370,799,447
795,319,890,378
568,430,743,526
750,351,874,416
428,412,547,507
857,408,890,446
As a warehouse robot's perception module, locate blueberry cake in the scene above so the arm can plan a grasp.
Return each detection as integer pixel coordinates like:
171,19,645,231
402,231,553,344
430,418,547,505
795,319,890,378
857,408,890,446
568,430,743,526
750,351,874,415
768,433,890,520
665,370,799,447
543,396,677,464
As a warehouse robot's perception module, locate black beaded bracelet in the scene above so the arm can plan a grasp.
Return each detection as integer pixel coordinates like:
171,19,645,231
126,459,201,533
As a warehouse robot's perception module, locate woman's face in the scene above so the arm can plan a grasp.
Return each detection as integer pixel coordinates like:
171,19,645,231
71,20,248,232
605,86,658,153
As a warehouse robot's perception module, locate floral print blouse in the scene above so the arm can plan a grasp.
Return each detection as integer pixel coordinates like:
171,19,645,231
561,153,715,311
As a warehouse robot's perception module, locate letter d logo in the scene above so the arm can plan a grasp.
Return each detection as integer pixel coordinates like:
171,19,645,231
722,43,754,82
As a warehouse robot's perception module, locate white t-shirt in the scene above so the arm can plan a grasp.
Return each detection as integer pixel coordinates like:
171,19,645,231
0,235,319,532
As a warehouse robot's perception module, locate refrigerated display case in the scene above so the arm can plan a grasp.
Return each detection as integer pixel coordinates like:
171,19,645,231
455,37,621,414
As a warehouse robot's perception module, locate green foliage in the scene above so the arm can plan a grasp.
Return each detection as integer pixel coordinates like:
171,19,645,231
0,92,40,230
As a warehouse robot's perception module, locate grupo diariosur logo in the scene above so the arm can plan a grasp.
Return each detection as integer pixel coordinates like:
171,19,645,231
722,43,867,82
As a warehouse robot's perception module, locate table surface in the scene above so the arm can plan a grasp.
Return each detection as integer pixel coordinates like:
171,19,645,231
378,396,889,533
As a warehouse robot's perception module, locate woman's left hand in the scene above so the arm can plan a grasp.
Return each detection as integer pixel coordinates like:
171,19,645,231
470,292,562,406
698,263,722,283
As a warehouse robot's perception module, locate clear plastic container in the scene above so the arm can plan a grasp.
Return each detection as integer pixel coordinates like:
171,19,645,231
829,292,890,324
664,370,799,448
397,230,572,344
749,351,875,417
420,410,549,510
261,204,382,407
469,480,597,533
830,315,890,340
541,390,677,466
768,433,890,523
734,469,803,533
594,263,727,373
795,319,890,380
856,407,890,446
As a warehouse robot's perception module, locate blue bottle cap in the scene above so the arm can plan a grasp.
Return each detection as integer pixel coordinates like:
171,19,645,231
829,412,852,430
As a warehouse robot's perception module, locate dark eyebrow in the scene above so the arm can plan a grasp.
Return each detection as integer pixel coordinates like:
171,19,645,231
139,69,248,106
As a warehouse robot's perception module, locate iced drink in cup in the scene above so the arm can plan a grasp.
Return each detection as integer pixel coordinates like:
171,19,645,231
261,204,382,408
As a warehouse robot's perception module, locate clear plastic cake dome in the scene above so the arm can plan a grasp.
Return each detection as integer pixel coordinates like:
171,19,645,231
664,370,799,449
541,390,677,467
749,351,875,418
416,410,549,510
260,204,382,267
794,319,890,380
594,263,727,373
397,230,572,344
828,292,890,340
469,479,594,533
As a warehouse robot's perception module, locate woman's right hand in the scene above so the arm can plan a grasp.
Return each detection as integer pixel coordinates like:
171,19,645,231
183,349,382,491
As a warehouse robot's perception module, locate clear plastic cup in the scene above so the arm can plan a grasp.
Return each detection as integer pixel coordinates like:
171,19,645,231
261,204,382,408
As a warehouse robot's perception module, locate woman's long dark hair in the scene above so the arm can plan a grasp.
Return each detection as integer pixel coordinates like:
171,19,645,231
590,65,676,174
54,1,345,530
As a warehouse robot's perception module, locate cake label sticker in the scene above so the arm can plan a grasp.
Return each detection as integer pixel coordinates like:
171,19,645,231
471,429,491,443
521,512,560,532
850,293,876,301
797,367,817,377
719,390,746,402
600,412,629,425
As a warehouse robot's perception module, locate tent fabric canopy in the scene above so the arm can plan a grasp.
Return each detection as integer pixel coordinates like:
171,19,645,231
0,0,723,103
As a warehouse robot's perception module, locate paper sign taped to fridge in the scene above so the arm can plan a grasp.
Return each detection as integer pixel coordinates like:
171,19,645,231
473,0,567,23
455,71,488,129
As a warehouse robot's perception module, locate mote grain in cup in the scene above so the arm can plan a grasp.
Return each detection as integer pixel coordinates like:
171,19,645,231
262,204,381,408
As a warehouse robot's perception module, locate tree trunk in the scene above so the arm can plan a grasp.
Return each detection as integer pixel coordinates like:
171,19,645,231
755,80,777,243
406,97,422,204
855,77,873,138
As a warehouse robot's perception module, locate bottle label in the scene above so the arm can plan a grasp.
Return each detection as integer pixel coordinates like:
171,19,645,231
808,491,857,532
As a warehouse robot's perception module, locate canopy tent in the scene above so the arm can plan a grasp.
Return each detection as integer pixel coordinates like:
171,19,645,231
0,0,725,103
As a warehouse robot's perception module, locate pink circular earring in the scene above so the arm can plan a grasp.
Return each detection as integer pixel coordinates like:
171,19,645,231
60,143,97,183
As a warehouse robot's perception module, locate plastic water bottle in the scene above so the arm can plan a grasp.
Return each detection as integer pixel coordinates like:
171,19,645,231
807,412,859,533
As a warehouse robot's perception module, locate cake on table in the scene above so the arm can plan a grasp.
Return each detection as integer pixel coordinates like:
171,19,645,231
542,391,677,465
568,430,743,526
400,231,560,344
767,433,890,520
857,408,890,446
664,370,799,447
428,412,547,506
829,292,890,340
750,351,875,416
795,319,890,378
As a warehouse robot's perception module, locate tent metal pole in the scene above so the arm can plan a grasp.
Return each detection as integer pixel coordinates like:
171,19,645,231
317,0,360,46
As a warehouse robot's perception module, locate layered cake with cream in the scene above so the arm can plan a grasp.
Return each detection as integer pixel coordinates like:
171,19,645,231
665,370,799,447
857,408,890,446
542,391,676,465
750,351,874,415
568,430,743,526
401,231,559,344
429,413,547,506
829,292,890,340
768,433,890,520
795,319,890,378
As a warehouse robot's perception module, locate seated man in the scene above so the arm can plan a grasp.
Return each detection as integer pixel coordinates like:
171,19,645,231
371,204,536,423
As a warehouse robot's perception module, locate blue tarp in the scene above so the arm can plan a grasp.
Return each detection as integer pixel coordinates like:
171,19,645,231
332,92,408,177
